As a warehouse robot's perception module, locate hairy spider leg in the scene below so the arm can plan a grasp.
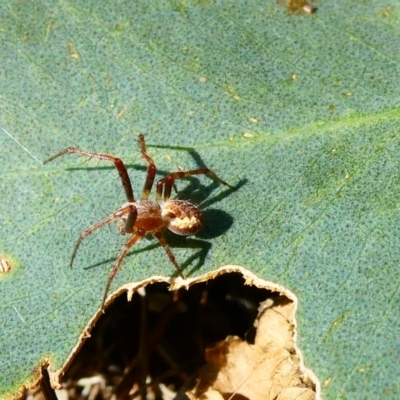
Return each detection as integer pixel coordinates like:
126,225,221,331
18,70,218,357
137,134,157,201
102,231,144,308
69,204,137,269
43,147,135,203
156,168,234,202
44,147,137,234
153,231,185,278
101,220,185,309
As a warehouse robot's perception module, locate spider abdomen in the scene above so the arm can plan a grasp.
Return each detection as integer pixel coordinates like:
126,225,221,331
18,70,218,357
162,199,204,236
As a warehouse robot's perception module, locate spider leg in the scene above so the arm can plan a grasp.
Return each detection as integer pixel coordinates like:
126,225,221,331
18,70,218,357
153,231,184,278
156,168,233,202
69,204,137,269
137,134,157,201
101,232,144,308
44,148,135,203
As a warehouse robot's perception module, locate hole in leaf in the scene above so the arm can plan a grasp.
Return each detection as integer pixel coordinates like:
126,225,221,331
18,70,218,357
57,269,319,399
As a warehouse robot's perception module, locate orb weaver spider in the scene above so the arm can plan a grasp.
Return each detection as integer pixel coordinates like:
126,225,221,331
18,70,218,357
44,135,232,309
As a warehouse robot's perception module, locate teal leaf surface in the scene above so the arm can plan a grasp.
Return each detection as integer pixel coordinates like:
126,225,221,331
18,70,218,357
1,1,399,398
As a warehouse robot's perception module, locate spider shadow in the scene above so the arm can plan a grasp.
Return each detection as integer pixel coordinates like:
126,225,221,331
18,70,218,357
67,163,245,222
149,138,247,202
66,154,246,228
84,234,210,276
127,233,214,275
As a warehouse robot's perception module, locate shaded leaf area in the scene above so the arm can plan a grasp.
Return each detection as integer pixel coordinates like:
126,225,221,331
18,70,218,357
1,0,400,398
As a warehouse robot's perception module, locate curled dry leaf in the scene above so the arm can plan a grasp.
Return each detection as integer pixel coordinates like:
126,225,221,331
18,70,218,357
188,297,316,400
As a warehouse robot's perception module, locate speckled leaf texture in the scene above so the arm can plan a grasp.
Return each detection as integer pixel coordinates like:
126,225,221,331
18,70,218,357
1,1,399,398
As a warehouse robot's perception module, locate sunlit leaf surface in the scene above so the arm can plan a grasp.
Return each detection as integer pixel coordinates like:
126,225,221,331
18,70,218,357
1,1,399,398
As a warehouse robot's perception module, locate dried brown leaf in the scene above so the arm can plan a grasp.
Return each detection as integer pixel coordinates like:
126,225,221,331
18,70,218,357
188,297,316,400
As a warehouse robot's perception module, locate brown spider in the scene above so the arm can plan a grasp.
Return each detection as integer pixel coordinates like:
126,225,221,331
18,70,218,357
44,135,232,308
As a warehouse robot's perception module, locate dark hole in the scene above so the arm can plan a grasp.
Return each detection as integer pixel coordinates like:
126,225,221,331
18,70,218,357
62,273,281,399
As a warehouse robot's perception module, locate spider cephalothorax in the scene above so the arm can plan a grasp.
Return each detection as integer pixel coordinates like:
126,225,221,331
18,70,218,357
44,135,232,308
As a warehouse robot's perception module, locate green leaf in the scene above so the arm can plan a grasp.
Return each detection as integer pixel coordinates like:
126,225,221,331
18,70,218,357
1,0,399,398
